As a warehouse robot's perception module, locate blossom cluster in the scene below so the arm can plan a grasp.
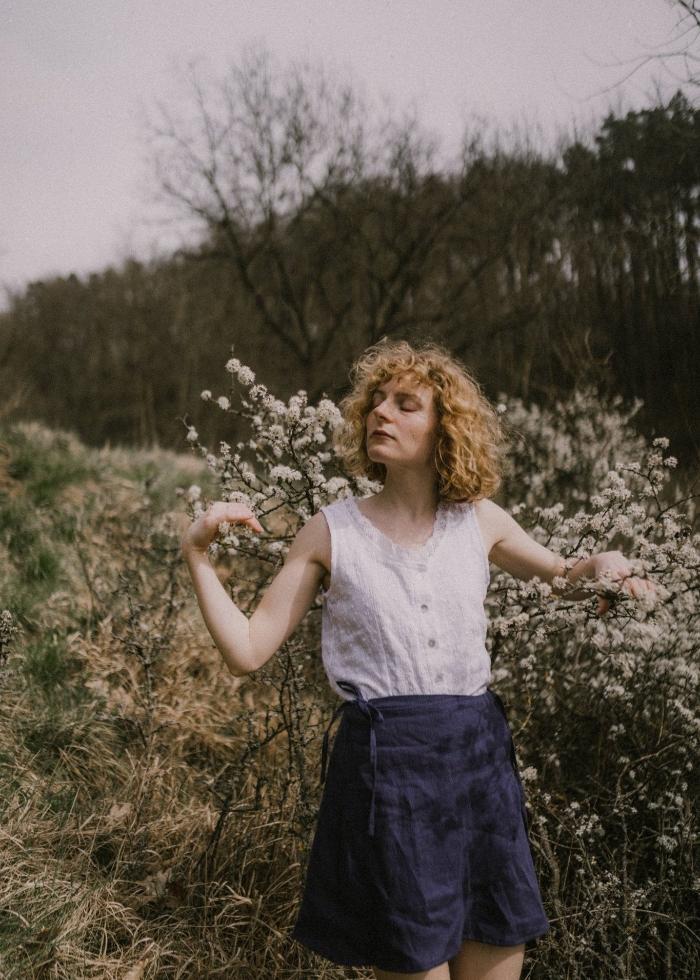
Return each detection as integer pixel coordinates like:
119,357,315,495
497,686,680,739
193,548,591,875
180,351,380,559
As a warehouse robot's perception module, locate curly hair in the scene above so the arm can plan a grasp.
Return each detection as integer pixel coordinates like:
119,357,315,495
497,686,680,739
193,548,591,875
332,337,510,502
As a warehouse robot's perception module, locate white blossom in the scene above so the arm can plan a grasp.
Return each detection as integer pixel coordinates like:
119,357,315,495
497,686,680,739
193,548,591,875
225,357,255,385
270,465,303,483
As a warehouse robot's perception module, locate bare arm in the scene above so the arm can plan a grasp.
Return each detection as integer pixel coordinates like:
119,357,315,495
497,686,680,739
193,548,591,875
182,503,328,677
477,499,656,613
477,499,592,598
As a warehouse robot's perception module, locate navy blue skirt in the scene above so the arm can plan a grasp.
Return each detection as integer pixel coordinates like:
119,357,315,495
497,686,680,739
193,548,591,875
290,681,550,973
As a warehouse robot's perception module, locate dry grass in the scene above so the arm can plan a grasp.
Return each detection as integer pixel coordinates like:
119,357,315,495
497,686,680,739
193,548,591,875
0,421,352,979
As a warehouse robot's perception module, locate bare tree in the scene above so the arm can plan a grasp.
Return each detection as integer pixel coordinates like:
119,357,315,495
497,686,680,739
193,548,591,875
653,1,700,88
141,44,517,394
581,2,700,98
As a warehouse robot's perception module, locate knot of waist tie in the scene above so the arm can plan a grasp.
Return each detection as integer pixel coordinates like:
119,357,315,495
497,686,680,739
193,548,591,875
319,680,385,837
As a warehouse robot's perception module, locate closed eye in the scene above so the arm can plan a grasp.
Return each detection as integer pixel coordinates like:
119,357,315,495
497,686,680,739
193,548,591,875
369,394,420,411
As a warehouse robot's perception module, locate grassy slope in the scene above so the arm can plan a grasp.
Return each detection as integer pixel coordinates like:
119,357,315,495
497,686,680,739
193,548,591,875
0,421,325,979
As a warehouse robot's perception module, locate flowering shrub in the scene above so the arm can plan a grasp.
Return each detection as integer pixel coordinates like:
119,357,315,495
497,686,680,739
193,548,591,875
181,354,381,561
181,354,699,978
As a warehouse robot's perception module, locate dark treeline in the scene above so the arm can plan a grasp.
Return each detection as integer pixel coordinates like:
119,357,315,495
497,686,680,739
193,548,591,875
1,78,698,465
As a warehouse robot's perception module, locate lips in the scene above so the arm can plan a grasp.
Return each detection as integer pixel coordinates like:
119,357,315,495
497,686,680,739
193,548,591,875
371,431,393,439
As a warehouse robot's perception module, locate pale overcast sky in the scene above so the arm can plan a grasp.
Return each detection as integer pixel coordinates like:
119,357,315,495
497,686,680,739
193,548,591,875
0,0,692,304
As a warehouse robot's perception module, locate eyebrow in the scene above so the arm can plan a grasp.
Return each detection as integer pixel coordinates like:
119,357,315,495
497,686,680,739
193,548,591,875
373,386,423,400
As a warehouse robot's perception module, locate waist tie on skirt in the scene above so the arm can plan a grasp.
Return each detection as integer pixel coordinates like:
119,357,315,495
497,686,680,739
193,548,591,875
320,680,385,837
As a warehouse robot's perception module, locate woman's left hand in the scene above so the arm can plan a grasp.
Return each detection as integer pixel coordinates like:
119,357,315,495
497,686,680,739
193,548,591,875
589,550,658,616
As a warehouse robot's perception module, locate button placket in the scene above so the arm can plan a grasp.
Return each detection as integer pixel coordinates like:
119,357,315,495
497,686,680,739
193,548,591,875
417,563,440,653
417,585,438,649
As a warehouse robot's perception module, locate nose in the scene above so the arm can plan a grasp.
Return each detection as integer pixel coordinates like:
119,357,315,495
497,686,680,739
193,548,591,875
371,400,393,424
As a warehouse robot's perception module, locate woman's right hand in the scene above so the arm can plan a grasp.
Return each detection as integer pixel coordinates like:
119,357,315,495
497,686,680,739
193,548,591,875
181,500,265,556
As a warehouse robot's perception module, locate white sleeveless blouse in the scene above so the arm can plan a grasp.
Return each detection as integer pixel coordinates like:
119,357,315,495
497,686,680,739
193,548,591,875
319,495,492,702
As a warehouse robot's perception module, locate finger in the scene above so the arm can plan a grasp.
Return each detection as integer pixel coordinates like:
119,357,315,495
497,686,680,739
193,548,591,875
232,510,263,531
627,579,656,602
219,510,262,530
223,510,264,533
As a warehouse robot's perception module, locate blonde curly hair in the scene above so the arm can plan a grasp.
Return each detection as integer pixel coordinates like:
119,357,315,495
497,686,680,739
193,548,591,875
333,338,510,502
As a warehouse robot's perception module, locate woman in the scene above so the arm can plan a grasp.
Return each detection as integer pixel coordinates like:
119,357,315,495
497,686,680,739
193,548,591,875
181,339,656,980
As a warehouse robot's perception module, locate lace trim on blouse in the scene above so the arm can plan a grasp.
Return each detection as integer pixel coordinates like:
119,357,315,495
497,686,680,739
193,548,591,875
346,495,453,562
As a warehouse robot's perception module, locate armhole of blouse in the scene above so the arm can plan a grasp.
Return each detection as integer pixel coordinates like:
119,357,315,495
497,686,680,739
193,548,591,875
470,501,491,591
319,505,336,600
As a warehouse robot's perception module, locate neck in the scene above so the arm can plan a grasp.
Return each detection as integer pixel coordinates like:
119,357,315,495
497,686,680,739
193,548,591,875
375,471,441,517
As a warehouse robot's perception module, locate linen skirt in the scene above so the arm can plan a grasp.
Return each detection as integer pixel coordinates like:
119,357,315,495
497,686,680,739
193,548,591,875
290,680,550,974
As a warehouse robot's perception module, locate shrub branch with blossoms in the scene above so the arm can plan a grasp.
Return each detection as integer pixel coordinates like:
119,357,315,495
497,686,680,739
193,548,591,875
182,354,380,566
180,356,699,978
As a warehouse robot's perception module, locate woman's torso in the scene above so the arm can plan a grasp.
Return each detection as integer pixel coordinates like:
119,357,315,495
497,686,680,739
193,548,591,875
318,494,494,701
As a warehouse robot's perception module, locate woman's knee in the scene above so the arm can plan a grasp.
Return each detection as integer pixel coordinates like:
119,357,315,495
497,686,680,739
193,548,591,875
372,960,451,980
448,939,525,980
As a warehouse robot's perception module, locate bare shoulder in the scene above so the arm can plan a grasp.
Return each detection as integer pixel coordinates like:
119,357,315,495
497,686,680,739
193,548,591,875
471,498,511,559
292,509,331,584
